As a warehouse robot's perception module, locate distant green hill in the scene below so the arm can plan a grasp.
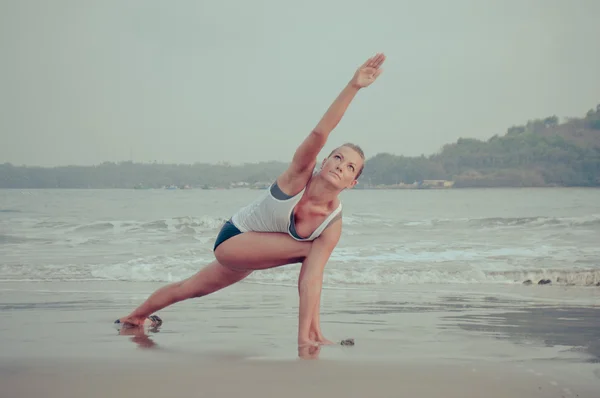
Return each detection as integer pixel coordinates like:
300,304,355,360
1,104,599,188
361,104,600,187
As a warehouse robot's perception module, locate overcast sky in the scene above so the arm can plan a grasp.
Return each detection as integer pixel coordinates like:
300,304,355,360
1,0,599,167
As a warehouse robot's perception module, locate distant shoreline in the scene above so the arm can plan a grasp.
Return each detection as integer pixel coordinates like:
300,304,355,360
2,103,599,189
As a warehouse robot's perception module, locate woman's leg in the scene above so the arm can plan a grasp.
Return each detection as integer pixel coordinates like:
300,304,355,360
214,231,313,270
117,260,251,326
118,232,312,326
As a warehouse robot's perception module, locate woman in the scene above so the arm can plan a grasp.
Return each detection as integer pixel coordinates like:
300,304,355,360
115,53,386,348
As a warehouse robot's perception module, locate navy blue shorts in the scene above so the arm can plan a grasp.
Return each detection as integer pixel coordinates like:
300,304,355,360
213,219,243,251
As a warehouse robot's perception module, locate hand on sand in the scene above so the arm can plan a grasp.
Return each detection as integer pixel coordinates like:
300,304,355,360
311,334,334,345
350,53,386,89
319,337,335,345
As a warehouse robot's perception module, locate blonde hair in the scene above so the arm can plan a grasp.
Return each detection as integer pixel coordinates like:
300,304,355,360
328,143,365,179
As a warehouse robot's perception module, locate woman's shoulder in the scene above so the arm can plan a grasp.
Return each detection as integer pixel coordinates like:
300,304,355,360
275,165,316,197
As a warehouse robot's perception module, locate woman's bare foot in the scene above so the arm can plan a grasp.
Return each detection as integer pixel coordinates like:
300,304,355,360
114,314,162,329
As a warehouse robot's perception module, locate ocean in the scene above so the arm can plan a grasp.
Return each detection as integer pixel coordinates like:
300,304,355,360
1,187,599,287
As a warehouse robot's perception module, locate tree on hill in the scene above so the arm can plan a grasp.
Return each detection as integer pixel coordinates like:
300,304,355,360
361,104,600,187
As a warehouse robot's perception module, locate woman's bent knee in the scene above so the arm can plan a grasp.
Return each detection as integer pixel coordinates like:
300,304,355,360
213,245,235,267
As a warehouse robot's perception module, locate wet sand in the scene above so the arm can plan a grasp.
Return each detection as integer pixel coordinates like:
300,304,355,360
4,357,597,398
0,281,599,397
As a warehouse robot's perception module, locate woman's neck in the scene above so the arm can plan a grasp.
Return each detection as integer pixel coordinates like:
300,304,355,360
304,174,340,208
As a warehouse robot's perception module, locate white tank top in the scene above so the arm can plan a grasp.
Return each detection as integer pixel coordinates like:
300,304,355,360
231,180,342,241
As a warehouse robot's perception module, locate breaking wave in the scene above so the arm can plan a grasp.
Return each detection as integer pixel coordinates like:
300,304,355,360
2,259,598,287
